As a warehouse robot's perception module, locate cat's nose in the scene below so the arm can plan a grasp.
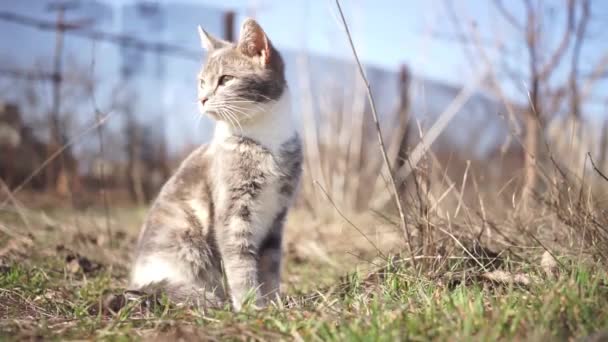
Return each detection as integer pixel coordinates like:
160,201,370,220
201,97,209,105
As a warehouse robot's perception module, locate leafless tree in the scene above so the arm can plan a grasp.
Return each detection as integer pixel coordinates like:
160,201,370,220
444,0,604,204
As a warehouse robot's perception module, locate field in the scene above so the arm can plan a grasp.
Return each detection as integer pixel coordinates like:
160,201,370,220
1,0,608,340
0,190,607,341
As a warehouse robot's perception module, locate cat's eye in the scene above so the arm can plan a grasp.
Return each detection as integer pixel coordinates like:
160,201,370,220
199,79,205,88
218,75,234,86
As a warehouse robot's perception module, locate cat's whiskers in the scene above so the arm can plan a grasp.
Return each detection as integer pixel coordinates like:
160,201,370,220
217,106,244,134
227,102,266,113
228,113,244,135
226,99,271,115
220,103,255,119
229,93,274,101
222,108,239,129
212,104,233,128
215,101,250,118
224,94,275,105
244,94,274,103
216,106,243,133
219,109,235,128
223,99,267,116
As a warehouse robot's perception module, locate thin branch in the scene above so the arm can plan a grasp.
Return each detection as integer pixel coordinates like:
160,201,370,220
0,179,32,230
588,152,608,183
568,0,590,118
333,0,414,260
435,225,488,272
0,110,115,207
493,0,524,30
537,0,575,80
314,181,386,259
391,71,488,188
522,227,566,269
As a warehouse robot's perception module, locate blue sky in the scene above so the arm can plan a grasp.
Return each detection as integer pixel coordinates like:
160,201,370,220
0,0,606,154
105,0,476,83
3,0,605,109
97,0,606,159
103,0,608,113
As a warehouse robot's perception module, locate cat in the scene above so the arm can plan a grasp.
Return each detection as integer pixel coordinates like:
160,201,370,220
129,18,302,311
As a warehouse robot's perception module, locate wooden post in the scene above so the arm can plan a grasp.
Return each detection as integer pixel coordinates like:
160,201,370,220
224,11,235,42
46,1,91,195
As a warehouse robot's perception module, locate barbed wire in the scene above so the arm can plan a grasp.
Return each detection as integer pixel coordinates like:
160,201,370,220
0,11,203,76
0,67,56,81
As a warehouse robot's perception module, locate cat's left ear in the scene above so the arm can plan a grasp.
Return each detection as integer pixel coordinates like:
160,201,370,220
198,25,227,51
237,18,271,66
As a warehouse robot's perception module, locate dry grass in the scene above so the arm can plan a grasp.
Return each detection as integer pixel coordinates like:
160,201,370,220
0,170,607,340
0,1,607,340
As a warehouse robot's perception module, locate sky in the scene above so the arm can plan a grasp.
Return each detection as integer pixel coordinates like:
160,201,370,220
102,0,607,88
2,0,606,109
0,0,606,155
102,0,476,84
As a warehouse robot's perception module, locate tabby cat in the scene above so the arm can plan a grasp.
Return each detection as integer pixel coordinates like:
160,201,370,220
129,18,302,311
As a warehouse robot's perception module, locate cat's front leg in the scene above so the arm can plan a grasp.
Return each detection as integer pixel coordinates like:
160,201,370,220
217,216,263,311
258,209,286,304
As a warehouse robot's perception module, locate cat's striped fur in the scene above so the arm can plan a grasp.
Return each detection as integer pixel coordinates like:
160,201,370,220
130,18,302,311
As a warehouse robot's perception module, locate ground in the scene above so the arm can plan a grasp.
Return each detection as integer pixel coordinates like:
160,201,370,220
0,199,607,341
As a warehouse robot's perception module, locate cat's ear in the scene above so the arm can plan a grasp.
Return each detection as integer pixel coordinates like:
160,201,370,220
198,25,226,51
237,18,271,65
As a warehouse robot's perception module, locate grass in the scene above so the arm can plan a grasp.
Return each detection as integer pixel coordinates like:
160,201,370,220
0,182,607,342
0,250,606,341
0,203,607,341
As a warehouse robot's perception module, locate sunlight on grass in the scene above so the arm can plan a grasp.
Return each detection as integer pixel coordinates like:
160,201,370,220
0,254,606,341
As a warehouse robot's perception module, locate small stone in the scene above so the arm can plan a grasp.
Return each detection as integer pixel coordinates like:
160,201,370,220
540,251,559,279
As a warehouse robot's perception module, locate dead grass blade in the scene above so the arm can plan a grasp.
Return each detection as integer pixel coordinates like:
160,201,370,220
588,152,608,183
334,0,414,260
372,69,489,209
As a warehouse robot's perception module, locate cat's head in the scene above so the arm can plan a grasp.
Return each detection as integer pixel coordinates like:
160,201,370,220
197,18,286,125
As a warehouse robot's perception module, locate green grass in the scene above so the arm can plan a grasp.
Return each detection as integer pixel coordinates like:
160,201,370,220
0,203,607,341
0,253,606,341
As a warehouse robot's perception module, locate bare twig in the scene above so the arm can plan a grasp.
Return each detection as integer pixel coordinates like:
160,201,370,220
314,180,385,259
333,0,414,260
0,110,115,207
0,179,32,230
537,0,575,80
435,224,488,272
454,160,471,217
588,152,608,183
493,0,523,30
569,0,590,118
522,228,565,269
373,70,488,208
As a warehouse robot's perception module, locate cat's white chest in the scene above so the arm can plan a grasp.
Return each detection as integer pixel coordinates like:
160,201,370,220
213,140,285,238
210,92,296,245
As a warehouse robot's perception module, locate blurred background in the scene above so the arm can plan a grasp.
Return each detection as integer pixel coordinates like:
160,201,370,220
0,0,607,221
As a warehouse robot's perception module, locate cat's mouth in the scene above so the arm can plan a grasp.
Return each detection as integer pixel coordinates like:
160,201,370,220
199,104,219,119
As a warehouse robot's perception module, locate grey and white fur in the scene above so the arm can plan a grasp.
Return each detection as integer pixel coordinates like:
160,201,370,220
129,18,302,311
